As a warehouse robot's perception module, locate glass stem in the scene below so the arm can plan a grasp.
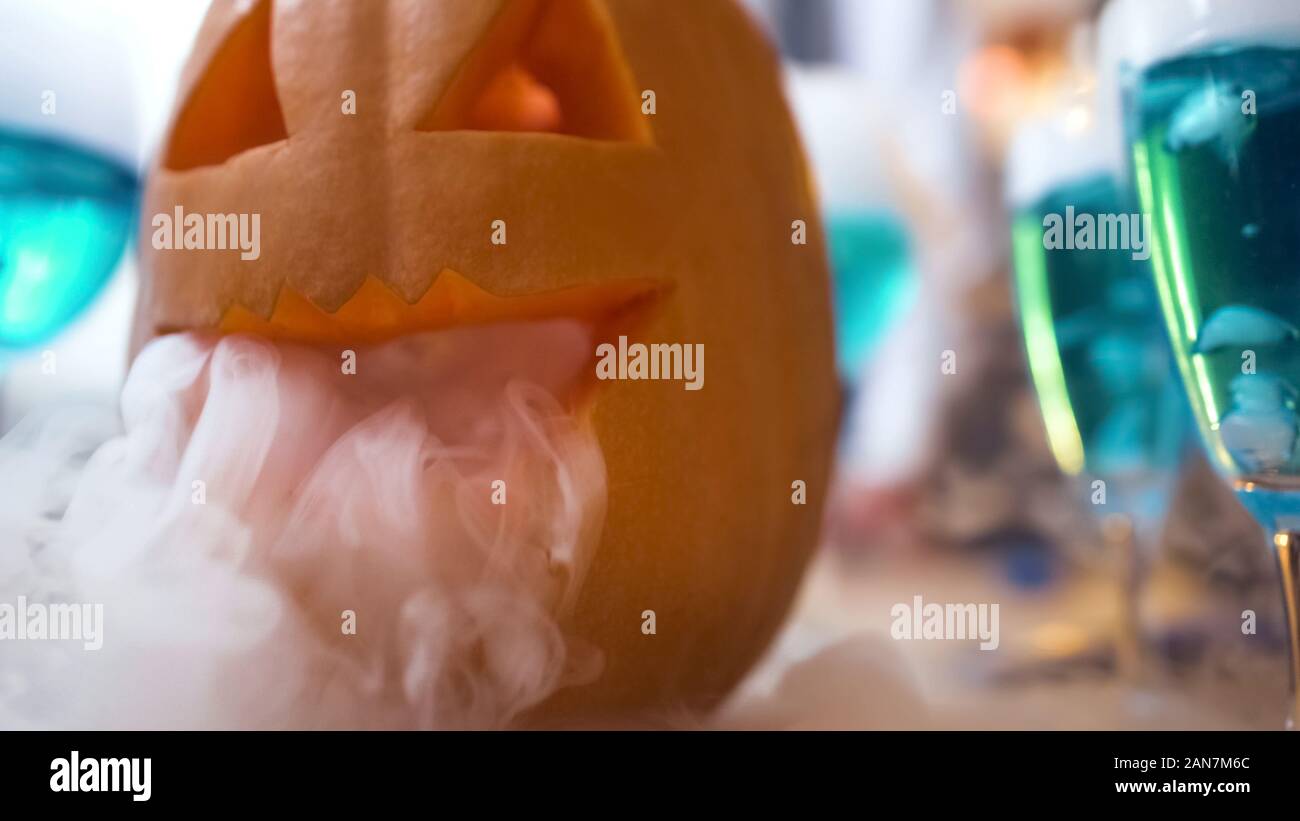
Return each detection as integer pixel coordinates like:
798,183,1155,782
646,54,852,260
1104,513,1143,679
1273,531,1300,729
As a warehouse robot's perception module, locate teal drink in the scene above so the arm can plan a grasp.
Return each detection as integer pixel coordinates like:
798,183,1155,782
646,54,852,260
1132,44,1300,518
1011,173,1185,523
0,128,136,351
825,210,914,382
1129,35,1300,723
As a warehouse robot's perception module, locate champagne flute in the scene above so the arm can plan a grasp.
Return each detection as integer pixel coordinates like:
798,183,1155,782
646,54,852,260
1107,0,1300,723
1007,78,1189,677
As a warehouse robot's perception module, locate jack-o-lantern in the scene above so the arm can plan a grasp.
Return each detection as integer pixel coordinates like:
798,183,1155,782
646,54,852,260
135,0,836,723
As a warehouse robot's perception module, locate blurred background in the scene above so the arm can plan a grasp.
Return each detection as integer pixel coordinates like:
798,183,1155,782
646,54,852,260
1,0,1286,728
730,0,1285,729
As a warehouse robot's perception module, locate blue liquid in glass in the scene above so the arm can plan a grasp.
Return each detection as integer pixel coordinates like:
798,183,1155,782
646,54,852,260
0,128,137,351
825,210,915,382
1130,44,1300,531
1010,173,1188,531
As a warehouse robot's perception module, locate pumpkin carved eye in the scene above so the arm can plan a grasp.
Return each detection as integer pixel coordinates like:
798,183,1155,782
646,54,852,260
417,0,651,143
164,0,287,171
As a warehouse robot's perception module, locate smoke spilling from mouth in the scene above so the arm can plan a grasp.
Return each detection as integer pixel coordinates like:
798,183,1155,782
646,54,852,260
0,321,607,729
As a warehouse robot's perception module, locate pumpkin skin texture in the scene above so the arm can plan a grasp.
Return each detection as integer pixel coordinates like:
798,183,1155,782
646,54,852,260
134,0,836,724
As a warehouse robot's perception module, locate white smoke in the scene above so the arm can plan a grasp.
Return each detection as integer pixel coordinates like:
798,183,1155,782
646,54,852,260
0,321,607,729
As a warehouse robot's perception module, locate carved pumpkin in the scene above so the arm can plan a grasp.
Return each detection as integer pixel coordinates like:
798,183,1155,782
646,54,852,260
135,0,836,723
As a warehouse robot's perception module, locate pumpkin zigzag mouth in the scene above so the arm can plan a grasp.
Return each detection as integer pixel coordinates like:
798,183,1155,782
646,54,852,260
207,269,667,348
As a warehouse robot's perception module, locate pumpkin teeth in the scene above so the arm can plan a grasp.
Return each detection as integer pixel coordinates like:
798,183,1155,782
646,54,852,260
216,269,665,347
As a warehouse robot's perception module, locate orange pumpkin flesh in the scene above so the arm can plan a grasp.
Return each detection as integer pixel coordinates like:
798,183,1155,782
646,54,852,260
416,0,651,142
467,65,564,134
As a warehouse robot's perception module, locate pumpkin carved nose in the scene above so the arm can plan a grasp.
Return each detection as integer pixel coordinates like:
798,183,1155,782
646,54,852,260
417,0,651,143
